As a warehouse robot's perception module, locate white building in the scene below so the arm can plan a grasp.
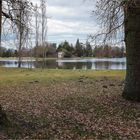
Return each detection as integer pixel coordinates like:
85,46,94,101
58,52,64,58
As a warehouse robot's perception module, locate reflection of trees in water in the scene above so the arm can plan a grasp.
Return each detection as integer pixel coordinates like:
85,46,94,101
94,61,110,70
34,60,57,68
0,61,7,66
0,61,34,68
87,62,92,69
0,61,19,67
57,62,82,69
0,59,126,70
57,62,92,70
94,61,126,70
75,62,84,69
110,62,126,70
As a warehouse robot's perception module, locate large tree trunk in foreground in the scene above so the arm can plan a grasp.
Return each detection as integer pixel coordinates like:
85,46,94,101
0,0,2,57
0,1,10,127
123,1,140,101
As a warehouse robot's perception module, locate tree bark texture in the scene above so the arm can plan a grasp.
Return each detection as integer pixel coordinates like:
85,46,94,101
123,1,140,101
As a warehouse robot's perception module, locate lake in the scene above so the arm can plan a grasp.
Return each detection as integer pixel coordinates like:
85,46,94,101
0,58,126,70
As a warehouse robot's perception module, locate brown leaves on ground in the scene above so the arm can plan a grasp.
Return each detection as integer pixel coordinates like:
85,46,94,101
0,78,140,139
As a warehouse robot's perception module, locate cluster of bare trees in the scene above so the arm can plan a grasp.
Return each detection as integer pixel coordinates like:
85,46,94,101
93,45,125,58
12,1,33,67
0,0,48,67
0,0,34,67
35,0,48,61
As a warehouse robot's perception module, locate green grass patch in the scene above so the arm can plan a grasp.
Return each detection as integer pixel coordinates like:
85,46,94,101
0,67,125,85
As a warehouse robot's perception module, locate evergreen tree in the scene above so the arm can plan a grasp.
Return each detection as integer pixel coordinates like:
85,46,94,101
85,41,92,57
75,39,83,57
57,41,74,58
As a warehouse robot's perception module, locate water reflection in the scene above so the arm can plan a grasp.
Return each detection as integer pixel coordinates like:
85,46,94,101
0,58,126,70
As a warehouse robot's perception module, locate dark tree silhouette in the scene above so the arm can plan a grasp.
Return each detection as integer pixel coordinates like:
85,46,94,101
75,39,83,57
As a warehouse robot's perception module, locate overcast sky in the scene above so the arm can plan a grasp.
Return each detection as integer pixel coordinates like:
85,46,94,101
2,0,99,48
31,0,98,44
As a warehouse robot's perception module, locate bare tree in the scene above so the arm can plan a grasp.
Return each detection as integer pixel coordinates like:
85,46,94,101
40,0,48,60
0,0,33,67
11,0,33,67
35,4,39,61
93,0,140,101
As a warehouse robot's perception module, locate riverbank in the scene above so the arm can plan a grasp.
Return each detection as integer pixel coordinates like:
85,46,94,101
0,68,140,139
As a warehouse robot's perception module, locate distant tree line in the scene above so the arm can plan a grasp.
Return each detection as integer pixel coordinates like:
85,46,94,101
34,43,57,58
0,39,125,58
57,39,125,58
57,39,93,58
0,43,57,58
0,47,18,57
93,45,125,58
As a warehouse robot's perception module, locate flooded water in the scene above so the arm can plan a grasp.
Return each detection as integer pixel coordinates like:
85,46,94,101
0,58,126,70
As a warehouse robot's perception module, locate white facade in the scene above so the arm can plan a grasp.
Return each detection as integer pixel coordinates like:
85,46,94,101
58,52,64,58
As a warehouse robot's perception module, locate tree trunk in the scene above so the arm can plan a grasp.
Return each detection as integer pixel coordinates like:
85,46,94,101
0,0,2,57
18,30,22,68
123,1,140,101
18,6,23,68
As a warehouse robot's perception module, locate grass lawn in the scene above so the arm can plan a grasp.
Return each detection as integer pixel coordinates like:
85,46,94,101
0,67,125,84
0,68,140,139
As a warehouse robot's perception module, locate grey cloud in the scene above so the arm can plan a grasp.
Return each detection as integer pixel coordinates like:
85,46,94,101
31,0,97,44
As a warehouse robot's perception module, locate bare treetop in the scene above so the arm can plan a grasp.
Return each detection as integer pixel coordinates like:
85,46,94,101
90,0,140,44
